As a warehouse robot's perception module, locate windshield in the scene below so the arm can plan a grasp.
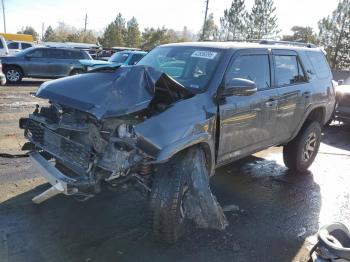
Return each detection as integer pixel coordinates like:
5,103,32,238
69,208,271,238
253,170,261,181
109,52,130,63
137,46,223,90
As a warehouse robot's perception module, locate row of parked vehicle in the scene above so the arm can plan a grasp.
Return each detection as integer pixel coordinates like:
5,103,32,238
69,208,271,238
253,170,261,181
0,45,147,84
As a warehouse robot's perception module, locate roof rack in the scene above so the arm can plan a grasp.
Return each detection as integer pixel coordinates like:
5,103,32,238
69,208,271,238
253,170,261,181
255,39,316,48
220,39,317,48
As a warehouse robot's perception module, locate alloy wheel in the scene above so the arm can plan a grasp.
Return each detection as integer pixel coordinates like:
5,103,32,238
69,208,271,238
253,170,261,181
302,132,317,162
6,70,20,82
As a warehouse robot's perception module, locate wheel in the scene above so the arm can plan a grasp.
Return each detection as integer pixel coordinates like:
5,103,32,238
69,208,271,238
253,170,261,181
283,121,322,172
69,69,84,75
4,66,23,84
150,147,209,243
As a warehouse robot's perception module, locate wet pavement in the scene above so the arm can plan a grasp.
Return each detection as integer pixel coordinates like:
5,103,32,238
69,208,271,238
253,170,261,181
0,80,350,262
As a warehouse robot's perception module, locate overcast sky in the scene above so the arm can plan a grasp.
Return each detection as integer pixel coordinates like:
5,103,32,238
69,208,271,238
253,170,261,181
3,0,339,38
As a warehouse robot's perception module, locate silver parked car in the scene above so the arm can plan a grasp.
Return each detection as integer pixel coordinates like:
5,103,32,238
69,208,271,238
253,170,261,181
1,46,92,84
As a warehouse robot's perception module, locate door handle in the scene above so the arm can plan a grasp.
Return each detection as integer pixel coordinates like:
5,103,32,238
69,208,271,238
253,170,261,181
265,98,277,107
303,91,311,98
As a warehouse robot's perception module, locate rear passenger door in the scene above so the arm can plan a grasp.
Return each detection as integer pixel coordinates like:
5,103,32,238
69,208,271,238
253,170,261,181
45,49,67,77
272,50,310,143
217,49,278,164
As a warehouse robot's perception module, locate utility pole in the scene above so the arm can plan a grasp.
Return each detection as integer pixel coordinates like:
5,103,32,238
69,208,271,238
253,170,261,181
1,0,6,33
84,13,87,33
201,0,209,40
41,23,44,41
83,13,87,42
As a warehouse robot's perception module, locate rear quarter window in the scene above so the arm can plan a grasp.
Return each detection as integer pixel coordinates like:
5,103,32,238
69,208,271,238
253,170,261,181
64,50,85,59
306,51,330,79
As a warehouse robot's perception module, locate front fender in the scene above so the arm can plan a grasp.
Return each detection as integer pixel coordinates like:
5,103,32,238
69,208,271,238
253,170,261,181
134,93,217,175
156,133,210,163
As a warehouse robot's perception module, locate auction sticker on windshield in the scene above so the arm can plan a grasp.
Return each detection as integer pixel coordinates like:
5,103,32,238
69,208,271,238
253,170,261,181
191,50,217,59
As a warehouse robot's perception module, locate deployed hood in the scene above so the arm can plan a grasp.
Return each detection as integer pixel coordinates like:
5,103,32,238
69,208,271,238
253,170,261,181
36,65,192,119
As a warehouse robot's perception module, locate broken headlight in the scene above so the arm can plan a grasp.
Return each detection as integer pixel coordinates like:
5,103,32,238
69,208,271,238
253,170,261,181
117,123,134,138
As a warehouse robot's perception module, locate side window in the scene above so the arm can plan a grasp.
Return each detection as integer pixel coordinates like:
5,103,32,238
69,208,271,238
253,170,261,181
8,42,19,49
46,49,64,59
128,54,144,65
274,55,306,86
21,43,32,49
28,49,44,58
306,51,330,79
226,54,271,90
64,50,85,59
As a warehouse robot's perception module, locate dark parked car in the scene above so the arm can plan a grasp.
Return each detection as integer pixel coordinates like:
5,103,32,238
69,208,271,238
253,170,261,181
334,83,350,124
20,41,335,243
1,46,92,83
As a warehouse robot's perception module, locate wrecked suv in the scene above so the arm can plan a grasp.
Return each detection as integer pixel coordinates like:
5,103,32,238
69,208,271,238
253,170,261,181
20,41,335,243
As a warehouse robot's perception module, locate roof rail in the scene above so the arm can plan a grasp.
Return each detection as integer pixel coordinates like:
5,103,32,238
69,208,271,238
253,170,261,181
257,39,317,48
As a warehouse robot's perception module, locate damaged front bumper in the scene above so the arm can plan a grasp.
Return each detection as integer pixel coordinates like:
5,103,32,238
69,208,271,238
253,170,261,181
29,151,79,203
21,112,152,203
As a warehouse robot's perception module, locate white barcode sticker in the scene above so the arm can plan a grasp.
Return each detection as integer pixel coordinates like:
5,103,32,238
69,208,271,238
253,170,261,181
191,50,217,59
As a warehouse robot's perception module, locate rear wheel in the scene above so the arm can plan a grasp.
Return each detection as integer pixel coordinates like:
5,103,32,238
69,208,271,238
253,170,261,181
283,121,322,173
4,66,23,84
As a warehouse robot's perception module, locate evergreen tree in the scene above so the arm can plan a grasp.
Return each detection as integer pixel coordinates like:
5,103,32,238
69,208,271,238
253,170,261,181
125,17,141,48
199,13,219,41
318,0,350,69
43,26,55,41
221,0,246,40
141,27,178,51
245,0,280,39
100,13,126,48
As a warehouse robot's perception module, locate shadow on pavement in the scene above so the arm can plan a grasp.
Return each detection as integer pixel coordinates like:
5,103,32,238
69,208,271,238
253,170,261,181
0,155,321,262
5,79,46,87
322,123,350,152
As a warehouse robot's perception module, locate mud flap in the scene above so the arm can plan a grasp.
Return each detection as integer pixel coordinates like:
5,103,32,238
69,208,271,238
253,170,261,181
183,148,228,230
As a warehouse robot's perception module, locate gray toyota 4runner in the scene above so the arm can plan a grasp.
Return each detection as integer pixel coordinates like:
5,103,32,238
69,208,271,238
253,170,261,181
20,41,335,243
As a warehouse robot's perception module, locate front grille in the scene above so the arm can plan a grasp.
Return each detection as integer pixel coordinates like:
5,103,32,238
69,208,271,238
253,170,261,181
26,120,91,170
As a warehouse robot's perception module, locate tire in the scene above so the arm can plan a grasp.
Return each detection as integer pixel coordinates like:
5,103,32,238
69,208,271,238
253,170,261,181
4,66,23,84
69,69,84,75
150,147,207,244
283,121,322,173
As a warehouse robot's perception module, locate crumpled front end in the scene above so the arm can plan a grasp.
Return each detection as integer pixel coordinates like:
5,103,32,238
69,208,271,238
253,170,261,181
20,65,194,202
21,103,152,201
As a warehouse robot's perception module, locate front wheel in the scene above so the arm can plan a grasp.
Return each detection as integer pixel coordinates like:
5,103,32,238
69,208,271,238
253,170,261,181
149,150,191,244
4,66,23,84
283,121,322,173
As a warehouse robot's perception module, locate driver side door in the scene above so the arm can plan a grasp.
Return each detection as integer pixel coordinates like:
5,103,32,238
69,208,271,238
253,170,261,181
217,49,278,165
23,48,50,77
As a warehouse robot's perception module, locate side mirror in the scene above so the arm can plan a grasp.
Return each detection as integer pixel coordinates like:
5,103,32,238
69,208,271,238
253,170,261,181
24,54,31,60
221,78,257,97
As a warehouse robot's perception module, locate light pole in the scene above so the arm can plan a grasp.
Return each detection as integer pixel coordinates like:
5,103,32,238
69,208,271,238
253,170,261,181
1,0,6,33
